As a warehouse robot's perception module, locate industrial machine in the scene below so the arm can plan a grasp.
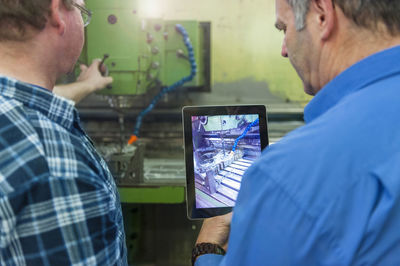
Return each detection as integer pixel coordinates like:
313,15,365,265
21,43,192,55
79,0,211,187
72,0,305,264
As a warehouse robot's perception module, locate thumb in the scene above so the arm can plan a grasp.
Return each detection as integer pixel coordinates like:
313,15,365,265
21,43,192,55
80,64,88,72
105,76,113,84
92,58,102,67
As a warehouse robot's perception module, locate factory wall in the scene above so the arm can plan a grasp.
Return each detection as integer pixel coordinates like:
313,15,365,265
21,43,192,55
138,0,312,105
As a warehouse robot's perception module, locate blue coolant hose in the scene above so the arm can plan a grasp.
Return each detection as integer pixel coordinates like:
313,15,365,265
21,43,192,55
128,24,197,144
231,118,260,152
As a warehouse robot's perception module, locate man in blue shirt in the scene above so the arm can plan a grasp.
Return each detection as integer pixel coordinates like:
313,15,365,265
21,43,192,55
193,0,400,265
0,0,127,265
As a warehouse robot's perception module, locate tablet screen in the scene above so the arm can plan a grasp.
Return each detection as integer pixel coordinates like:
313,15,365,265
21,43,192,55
191,114,262,208
183,105,268,219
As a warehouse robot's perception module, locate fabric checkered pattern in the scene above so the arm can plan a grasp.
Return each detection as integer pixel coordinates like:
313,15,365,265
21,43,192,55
0,76,127,265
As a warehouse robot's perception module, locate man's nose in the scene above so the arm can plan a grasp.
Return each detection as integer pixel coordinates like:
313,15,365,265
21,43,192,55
281,39,288,57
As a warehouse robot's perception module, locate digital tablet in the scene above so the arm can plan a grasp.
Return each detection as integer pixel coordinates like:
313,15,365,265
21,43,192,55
183,105,269,219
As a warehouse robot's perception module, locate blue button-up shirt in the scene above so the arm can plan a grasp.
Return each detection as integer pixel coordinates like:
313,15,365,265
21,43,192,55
0,76,127,265
197,45,400,265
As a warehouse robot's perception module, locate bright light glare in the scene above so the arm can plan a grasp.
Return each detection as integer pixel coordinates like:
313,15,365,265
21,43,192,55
138,0,164,18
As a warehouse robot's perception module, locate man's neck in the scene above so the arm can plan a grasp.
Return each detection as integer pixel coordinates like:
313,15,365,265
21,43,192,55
319,28,400,90
0,40,58,90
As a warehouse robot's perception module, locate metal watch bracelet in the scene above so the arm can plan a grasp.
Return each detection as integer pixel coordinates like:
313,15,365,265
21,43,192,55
192,242,226,265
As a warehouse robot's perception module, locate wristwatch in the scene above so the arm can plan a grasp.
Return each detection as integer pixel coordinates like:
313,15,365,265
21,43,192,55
191,242,226,265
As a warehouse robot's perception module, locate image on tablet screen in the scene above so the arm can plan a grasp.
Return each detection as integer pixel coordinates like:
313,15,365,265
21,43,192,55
192,114,261,208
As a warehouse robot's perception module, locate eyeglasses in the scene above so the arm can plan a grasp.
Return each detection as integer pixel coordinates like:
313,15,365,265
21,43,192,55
72,2,92,27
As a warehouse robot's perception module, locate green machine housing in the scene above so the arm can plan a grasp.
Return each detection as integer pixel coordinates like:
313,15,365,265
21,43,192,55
81,0,210,96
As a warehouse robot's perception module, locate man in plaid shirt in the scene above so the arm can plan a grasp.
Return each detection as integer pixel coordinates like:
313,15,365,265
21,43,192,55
0,0,127,265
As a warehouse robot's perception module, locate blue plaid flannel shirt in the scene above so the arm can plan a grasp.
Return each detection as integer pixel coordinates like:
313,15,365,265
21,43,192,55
0,76,127,265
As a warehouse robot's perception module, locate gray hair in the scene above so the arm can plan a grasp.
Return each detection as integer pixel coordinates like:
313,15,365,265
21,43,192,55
287,0,400,35
286,0,311,31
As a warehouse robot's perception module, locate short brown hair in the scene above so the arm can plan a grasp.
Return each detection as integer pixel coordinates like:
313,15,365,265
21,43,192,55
0,0,73,41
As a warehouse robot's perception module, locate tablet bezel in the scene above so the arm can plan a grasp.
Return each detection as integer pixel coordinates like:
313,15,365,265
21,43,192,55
183,105,269,219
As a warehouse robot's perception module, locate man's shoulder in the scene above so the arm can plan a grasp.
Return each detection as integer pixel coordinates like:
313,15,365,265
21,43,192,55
0,99,50,194
0,95,70,190
0,93,45,146
246,83,400,216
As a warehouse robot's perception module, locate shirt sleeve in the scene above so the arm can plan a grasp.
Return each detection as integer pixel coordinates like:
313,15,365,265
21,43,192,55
195,254,224,266
0,174,125,265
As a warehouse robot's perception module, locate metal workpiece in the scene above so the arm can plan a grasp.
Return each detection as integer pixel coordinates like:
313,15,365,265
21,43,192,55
96,142,144,186
98,141,187,187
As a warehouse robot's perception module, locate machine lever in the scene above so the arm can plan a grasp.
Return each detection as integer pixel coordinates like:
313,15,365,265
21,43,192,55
99,54,112,89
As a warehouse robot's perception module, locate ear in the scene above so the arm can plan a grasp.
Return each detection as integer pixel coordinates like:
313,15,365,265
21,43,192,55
310,0,336,41
48,0,66,35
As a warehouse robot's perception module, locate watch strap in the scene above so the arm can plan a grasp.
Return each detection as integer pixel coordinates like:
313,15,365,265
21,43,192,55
192,242,226,265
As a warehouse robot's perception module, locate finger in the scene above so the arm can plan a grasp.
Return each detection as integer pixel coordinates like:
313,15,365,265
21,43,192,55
90,58,102,69
80,64,88,72
105,76,113,84
92,58,102,64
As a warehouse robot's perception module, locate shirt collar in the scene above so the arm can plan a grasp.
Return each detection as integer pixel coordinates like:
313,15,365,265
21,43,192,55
0,76,79,130
304,45,400,123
